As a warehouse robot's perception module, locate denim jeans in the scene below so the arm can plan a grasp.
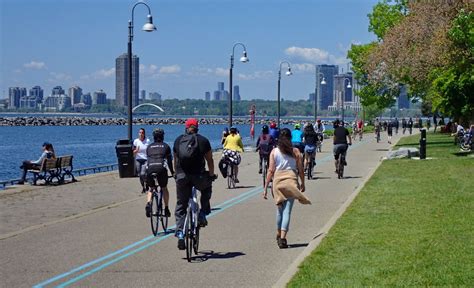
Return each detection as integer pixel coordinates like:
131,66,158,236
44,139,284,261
276,198,295,231
135,159,147,187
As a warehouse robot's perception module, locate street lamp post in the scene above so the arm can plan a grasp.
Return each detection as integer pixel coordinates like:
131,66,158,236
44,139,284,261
314,66,326,123
127,1,156,142
228,42,249,127
342,78,352,125
277,61,292,128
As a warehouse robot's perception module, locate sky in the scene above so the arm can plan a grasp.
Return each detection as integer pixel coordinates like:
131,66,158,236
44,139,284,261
0,0,379,101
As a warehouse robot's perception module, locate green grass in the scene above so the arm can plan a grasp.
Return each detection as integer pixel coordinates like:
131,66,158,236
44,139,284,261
288,133,474,287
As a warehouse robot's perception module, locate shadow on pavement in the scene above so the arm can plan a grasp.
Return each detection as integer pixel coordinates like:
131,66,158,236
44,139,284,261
287,243,308,249
312,176,331,180
343,176,363,179
234,185,256,189
375,148,390,151
190,250,246,262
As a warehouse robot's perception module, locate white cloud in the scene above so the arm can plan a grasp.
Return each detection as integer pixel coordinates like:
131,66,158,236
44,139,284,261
159,65,181,74
81,68,115,80
292,63,315,73
285,47,330,63
215,67,229,77
140,64,159,75
188,67,214,76
24,61,46,69
237,70,273,80
49,72,72,81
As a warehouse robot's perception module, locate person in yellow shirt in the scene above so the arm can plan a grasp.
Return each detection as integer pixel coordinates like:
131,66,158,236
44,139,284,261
223,126,244,182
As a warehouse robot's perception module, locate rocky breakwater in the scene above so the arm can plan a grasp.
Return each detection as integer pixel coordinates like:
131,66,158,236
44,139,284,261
0,116,308,127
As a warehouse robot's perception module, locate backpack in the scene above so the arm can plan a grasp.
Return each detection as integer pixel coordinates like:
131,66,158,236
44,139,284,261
146,143,167,173
258,134,272,156
177,134,200,172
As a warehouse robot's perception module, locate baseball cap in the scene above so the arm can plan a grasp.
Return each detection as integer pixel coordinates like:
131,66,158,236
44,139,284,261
185,118,199,129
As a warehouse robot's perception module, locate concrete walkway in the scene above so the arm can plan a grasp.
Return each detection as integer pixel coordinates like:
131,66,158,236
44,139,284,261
0,131,409,287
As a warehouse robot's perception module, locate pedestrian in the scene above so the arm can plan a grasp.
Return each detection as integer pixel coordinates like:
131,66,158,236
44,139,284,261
402,118,407,134
394,117,399,134
418,117,423,131
133,128,151,193
408,117,413,135
387,121,393,144
263,128,311,249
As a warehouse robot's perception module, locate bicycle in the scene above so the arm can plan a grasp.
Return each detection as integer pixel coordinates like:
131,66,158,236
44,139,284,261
182,175,217,262
376,130,381,143
336,144,350,179
149,173,170,236
316,133,323,152
261,156,268,187
227,161,236,189
306,150,316,180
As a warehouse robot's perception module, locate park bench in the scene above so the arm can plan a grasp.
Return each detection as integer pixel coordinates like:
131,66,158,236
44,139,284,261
27,155,77,185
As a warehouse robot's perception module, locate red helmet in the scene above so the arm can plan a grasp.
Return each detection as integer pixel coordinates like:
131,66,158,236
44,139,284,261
270,122,276,129
317,119,321,123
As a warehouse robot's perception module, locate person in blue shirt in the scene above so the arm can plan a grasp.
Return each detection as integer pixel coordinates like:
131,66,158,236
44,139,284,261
291,123,304,153
269,121,279,143
18,142,56,184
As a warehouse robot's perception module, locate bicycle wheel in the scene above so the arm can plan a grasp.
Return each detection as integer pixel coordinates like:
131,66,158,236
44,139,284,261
159,190,168,233
185,207,192,262
227,164,232,189
262,158,267,187
150,192,160,236
338,157,344,179
307,158,312,180
193,226,200,255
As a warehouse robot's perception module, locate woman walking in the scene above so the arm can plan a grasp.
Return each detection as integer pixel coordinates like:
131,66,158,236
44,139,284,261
133,128,151,193
263,128,311,249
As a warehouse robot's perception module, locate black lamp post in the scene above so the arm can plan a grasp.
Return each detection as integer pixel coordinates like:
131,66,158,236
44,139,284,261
228,42,249,127
277,61,292,128
342,78,352,125
314,67,326,123
127,1,156,141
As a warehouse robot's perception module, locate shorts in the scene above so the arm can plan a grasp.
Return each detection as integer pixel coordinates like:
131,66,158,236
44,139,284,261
146,167,168,188
222,149,241,165
388,130,393,136
333,144,348,160
304,145,316,154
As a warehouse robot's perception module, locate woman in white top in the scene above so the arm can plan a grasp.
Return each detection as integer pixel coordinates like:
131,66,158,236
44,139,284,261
263,128,310,249
133,128,151,193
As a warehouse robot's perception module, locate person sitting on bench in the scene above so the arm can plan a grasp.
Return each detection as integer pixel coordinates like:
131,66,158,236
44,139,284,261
18,142,56,184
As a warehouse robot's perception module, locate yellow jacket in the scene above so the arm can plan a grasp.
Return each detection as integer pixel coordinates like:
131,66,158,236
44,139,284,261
223,134,244,152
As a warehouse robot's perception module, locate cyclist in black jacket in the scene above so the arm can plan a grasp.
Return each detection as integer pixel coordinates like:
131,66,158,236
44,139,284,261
303,123,318,172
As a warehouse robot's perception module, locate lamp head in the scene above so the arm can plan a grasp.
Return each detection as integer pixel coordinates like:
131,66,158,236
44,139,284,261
142,15,157,32
285,68,292,76
240,51,249,63
321,78,326,85
347,82,352,89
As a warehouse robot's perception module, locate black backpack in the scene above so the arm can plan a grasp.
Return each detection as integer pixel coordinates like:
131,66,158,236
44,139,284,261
146,143,167,172
258,134,272,156
177,134,200,172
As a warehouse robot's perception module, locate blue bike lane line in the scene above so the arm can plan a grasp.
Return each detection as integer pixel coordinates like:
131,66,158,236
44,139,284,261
34,137,372,287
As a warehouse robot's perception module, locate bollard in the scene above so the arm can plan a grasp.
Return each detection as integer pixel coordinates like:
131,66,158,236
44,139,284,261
420,128,427,159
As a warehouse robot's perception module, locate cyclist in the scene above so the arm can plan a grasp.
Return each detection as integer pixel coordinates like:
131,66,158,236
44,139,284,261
173,118,216,250
133,128,151,193
303,123,318,172
357,119,364,140
256,125,274,174
291,123,304,154
387,120,393,144
222,126,244,183
333,119,352,172
145,128,174,218
269,121,280,143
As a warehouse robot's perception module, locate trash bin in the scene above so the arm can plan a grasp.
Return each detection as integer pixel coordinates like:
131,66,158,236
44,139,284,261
116,139,135,178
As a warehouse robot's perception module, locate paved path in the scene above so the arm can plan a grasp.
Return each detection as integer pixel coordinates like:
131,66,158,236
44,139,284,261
0,131,408,287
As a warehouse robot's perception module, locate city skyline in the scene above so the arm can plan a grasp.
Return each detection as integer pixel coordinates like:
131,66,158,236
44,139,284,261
1,0,378,101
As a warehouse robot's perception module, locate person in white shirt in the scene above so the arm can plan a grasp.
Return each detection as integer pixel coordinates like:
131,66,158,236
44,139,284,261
133,128,151,193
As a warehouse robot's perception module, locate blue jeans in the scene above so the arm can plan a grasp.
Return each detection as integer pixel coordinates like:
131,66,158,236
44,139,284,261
276,198,295,231
135,159,147,187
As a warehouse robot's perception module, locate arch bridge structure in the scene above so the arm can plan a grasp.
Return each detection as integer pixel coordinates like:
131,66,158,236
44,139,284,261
132,103,165,113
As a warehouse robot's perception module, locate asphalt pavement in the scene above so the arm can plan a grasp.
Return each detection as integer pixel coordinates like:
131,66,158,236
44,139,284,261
0,130,408,287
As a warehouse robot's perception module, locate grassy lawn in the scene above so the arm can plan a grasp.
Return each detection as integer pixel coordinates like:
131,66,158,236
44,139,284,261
288,132,473,286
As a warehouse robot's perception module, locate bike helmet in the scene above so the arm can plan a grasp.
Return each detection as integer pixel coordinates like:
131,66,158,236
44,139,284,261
153,128,165,140
317,119,321,123
230,126,237,133
270,122,277,129
262,124,269,133
294,123,301,129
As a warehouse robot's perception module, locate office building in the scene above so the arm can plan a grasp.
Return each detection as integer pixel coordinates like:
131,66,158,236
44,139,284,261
116,53,139,107
233,85,241,101
68,86,83,105
205,91,211,101
93,90,107,105
398,85,410,109
29,86,44,103
82,93,92,107
8,87,27,109
308,92,315,102
149,92,162,101
140,90,146,101
213,82,229,101
52,86,65,96
317,64,339,110
57,95,72,111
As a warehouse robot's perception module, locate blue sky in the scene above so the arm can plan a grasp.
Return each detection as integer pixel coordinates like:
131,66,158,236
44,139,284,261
1,0,378,101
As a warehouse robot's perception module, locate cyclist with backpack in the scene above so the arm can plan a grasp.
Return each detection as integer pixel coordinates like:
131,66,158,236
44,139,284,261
145,128,174,218
222,126,244,183
256,125,275,174
173,118,217,250
269,121,280,143
291,123,304,154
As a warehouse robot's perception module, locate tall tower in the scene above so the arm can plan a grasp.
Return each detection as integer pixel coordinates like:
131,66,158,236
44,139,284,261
115,53,139,107
68,86,83,105
317,64,339,110
233,85,240,101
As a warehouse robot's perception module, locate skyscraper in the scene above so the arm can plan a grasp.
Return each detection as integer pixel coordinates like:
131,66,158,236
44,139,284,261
233,85,241,101
317,64,339,110
93,90,107,105
140,90,146,101
68,86,83,105
116,53,139,107
205,91,211,101
29,86,44,103
52,86,65,96
8,87,26,109
213,82,229,101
